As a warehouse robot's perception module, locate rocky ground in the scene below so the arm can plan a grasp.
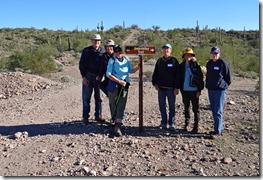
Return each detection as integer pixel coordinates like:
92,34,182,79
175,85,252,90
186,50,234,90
0,58,260,177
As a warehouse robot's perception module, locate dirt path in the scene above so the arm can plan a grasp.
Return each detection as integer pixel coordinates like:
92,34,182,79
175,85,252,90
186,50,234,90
0,60,260,176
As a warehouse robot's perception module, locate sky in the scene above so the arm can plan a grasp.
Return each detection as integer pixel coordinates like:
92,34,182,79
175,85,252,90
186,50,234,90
0,0,260,31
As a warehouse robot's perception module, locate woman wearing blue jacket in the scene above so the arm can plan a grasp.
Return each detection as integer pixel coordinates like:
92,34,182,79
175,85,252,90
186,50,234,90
205,46,232,139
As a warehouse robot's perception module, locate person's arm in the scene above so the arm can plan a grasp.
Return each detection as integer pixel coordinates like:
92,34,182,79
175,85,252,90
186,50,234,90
152,59,159,87
223,60,232,86
79,48,89,78
131,61,141,73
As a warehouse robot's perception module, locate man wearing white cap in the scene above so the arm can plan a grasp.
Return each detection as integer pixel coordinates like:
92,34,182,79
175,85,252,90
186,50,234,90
79,34,105,124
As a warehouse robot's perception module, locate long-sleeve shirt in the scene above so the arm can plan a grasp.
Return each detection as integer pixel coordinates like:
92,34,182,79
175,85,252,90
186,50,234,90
79,46,103,77
205,58,232,90
179,60,204,92
98,52,114,80
151,56,180,89
106,55,133,83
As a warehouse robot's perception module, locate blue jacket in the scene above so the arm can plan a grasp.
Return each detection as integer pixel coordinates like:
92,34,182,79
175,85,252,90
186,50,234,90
205,58,232,90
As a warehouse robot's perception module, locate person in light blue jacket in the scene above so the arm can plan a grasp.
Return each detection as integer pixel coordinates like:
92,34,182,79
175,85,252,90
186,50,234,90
205,46,232,139
106,45,140,137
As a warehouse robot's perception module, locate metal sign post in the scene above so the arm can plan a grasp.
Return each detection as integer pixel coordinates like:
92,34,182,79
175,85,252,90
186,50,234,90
125,45,156,132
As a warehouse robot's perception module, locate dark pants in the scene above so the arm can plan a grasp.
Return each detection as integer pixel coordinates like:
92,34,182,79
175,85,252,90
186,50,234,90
82,73,102,118
181,91,200,127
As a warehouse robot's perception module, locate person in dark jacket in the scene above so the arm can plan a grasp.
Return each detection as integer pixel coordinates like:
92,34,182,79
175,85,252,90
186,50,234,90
97,39,115,96
205,46,232,139
179,48,204,133
152,43,180,132
79,34,105,125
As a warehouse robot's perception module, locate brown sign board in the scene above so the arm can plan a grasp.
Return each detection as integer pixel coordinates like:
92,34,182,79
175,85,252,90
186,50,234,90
125,46,156,55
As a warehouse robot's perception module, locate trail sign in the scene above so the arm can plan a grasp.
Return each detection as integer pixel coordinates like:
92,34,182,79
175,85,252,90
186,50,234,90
124,45,155,132
125,46,156,55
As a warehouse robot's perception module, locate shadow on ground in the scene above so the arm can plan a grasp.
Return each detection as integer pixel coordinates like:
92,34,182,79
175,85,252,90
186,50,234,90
0,119,212,139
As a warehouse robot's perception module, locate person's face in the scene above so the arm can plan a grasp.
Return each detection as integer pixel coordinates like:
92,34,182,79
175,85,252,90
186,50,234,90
184,53,194,61
114,51,122,58
105,45,114,54
162,47,171,57
210,53,220,61
92,39,101,49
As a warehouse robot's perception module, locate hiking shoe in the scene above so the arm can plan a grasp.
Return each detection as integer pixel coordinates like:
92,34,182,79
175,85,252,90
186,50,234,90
114,123,122,137
211,133,222,139
191,127,198,133
183,125,188,132
159,124,167,130
169,126,177,132
95,116,105,123
82,115,90,125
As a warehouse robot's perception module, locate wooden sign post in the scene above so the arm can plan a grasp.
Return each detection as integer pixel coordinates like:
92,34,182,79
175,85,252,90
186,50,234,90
125,45,156,132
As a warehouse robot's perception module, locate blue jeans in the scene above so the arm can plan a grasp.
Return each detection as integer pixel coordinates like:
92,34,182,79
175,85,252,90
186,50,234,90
82,74,102,118
158,88,176,127
208,90,226,134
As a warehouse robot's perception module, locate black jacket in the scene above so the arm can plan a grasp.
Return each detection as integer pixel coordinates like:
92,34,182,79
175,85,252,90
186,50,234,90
179,59,204,92
152,56,180,89
98,52,114,80
79,46,103,77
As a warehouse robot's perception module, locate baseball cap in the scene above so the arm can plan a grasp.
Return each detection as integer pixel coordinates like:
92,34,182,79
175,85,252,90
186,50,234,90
162,43,172,49
210,46,220,54
113,44,122,53
91,34,101,40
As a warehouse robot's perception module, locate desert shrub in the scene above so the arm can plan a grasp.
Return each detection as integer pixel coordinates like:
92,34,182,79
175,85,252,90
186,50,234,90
61,75,74,83
6,45,57,75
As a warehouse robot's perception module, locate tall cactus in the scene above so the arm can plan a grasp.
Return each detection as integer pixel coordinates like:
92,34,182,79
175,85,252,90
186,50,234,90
67,36,71,51
97,23,100,32
123,21,125,29
100,21,104,33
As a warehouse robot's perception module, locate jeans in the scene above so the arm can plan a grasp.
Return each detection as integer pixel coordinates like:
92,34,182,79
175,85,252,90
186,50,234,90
158,88,176,127
82,73,102,118
208,90,226,134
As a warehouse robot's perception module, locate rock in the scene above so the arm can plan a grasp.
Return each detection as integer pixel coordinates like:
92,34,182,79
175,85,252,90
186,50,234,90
223,157,232,164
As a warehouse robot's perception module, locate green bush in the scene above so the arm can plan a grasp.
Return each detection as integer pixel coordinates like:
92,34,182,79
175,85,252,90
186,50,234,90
6,45,57,75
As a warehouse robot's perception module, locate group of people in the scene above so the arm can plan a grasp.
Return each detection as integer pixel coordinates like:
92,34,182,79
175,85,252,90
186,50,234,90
152,44,232,139
79,33,232,139
79,34,140,137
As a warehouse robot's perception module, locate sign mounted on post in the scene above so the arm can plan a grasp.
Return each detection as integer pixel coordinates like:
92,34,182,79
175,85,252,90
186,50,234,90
125,46,156,55
124,45,156,132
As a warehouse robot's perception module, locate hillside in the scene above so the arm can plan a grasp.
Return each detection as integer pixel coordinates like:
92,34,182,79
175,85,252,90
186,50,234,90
0,27,260,78
0,27,260,176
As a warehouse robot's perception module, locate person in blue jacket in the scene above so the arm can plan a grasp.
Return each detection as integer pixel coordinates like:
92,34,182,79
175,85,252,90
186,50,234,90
205,46,232,139
106,45,140,137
